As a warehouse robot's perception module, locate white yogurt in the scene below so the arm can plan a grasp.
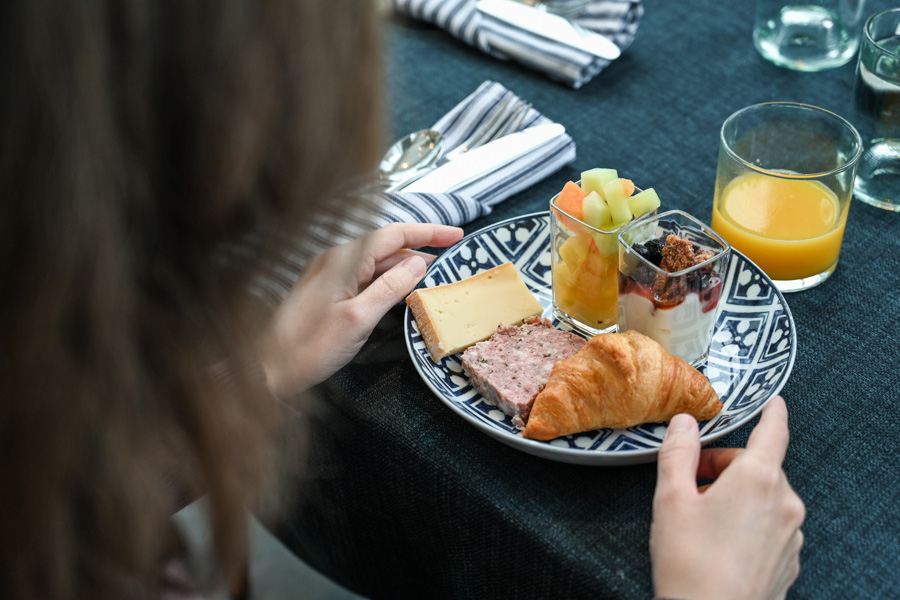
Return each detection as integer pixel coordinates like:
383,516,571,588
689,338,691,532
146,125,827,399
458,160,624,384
617,292,718,365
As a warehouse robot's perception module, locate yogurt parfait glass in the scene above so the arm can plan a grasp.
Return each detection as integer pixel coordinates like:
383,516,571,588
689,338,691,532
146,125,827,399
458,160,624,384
616,210,731,366
550,187,657,336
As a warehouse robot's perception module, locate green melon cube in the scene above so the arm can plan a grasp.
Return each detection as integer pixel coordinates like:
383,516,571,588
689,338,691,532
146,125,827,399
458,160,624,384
602,178,632,224
581,191,612,229
591,231,618,256
580,168,618,198
628,188,661,218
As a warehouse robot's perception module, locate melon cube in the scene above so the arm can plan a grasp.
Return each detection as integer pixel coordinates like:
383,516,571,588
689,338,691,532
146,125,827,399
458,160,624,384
628,188,661,219
602,178,632,224
558,233,592,269
580,168,618,198
591,231,618,257
555,181,587,221
581,191,612,229
553,261,578,289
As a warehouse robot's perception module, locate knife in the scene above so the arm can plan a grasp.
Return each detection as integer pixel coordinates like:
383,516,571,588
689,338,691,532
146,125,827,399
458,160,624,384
475,0,621,61
400,123,566,193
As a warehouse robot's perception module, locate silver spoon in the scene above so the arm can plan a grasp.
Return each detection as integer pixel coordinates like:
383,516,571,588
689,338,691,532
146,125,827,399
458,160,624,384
379,129,444,185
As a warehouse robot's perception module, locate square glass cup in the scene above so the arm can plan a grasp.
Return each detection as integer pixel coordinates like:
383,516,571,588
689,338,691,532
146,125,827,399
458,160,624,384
549,186,657,336
616,210,731,367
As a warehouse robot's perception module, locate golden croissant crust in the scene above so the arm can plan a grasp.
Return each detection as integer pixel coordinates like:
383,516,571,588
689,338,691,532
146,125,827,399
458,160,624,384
523,330,722,441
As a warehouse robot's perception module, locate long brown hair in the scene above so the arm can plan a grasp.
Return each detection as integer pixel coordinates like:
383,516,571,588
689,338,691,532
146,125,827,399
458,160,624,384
0,1,381,598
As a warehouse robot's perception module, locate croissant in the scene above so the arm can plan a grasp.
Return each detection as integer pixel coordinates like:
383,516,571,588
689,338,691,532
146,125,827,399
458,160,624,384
523,330,722,440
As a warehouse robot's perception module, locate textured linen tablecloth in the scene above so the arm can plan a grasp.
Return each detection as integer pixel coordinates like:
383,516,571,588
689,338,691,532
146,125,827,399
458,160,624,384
270,0,900,598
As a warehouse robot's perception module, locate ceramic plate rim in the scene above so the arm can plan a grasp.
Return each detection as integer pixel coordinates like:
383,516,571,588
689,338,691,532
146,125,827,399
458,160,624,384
404,211,796,466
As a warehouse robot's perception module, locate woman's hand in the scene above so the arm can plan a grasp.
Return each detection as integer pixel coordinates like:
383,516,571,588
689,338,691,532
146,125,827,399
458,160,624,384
259,223,464,399
650,396,805,600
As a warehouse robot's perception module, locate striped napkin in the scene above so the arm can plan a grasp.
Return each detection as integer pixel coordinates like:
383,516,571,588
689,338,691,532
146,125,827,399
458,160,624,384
390,0,643,89
252,81,575,304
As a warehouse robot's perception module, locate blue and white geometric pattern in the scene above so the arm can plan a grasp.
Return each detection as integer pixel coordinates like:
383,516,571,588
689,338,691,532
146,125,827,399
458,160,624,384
404,212,796,466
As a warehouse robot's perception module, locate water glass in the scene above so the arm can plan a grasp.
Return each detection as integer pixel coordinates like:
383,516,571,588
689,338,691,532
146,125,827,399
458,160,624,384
754,0,866,71
852,8,900,211
711,102,862,293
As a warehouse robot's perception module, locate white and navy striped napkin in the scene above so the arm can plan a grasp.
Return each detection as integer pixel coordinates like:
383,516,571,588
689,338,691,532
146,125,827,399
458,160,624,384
390,0,643,89
252,81,575,304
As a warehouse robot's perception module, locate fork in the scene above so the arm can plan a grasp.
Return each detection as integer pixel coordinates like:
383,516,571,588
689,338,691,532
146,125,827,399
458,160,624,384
441,96,532,162
390,96,531,191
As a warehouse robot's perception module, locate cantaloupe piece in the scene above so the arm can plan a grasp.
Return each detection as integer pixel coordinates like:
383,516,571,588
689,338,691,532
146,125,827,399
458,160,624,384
555,181,586,221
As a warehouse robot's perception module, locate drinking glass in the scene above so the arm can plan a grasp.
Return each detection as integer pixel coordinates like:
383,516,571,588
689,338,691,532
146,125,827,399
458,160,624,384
754,0,866,71
711,102,862,293
852,8,900,211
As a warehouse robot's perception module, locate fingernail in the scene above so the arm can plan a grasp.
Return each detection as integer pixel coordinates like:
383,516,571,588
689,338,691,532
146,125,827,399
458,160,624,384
402,255,427,278
667,414,694,435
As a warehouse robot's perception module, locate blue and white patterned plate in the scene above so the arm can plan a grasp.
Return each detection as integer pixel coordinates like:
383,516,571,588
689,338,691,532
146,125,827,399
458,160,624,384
404,212,796,466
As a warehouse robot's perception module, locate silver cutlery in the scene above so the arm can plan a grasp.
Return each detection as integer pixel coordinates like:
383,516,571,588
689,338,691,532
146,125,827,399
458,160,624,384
380,129,444,187
476,0,620,61
402,123,565,193
440,96,532,162
381,95,531,191
514,0,591,20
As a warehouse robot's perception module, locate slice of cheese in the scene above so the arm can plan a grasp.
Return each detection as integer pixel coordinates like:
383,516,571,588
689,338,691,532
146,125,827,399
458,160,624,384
406,262,543,362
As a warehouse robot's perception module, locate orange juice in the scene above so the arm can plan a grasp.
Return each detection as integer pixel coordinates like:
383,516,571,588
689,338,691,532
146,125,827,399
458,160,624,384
711,172,847,280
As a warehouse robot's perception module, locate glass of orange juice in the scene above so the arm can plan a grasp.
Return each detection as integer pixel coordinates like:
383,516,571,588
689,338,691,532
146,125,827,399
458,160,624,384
712,102,862,292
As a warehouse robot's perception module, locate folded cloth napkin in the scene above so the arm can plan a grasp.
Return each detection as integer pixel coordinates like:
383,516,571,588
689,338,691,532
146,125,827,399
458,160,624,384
252,81,575,304
390,0,643,89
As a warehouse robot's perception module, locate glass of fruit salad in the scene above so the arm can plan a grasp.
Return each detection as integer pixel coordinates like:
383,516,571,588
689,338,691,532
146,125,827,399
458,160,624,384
616,210,731,366
549,168,661,336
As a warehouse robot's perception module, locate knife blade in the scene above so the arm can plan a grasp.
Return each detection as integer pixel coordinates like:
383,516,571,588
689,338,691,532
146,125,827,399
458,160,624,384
475,0,621,61
400,123,566,193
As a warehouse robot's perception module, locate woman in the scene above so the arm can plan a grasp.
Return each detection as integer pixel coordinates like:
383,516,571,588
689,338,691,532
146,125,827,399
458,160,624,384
0,1,803,598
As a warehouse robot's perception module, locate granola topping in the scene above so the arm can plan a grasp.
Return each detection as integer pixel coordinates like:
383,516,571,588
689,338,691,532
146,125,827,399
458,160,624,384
621,234,723,311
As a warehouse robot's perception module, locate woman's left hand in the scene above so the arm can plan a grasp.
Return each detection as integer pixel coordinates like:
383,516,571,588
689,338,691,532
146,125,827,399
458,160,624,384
259,223,463,399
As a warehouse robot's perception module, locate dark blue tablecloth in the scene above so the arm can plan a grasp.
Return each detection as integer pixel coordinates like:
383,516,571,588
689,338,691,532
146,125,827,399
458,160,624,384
272,1,900,598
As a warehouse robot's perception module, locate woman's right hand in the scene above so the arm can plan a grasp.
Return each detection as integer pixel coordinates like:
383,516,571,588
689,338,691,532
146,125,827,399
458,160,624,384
650,396,805,600
258,223,463,400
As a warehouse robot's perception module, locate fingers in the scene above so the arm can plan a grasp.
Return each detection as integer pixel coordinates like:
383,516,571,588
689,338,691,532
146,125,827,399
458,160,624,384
371,249,437,281
364,223,463,264
696,447,742,481
349,223,462,288
425,224,466,247
655,414,701,504
745,395,790,468
353,254,428,326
